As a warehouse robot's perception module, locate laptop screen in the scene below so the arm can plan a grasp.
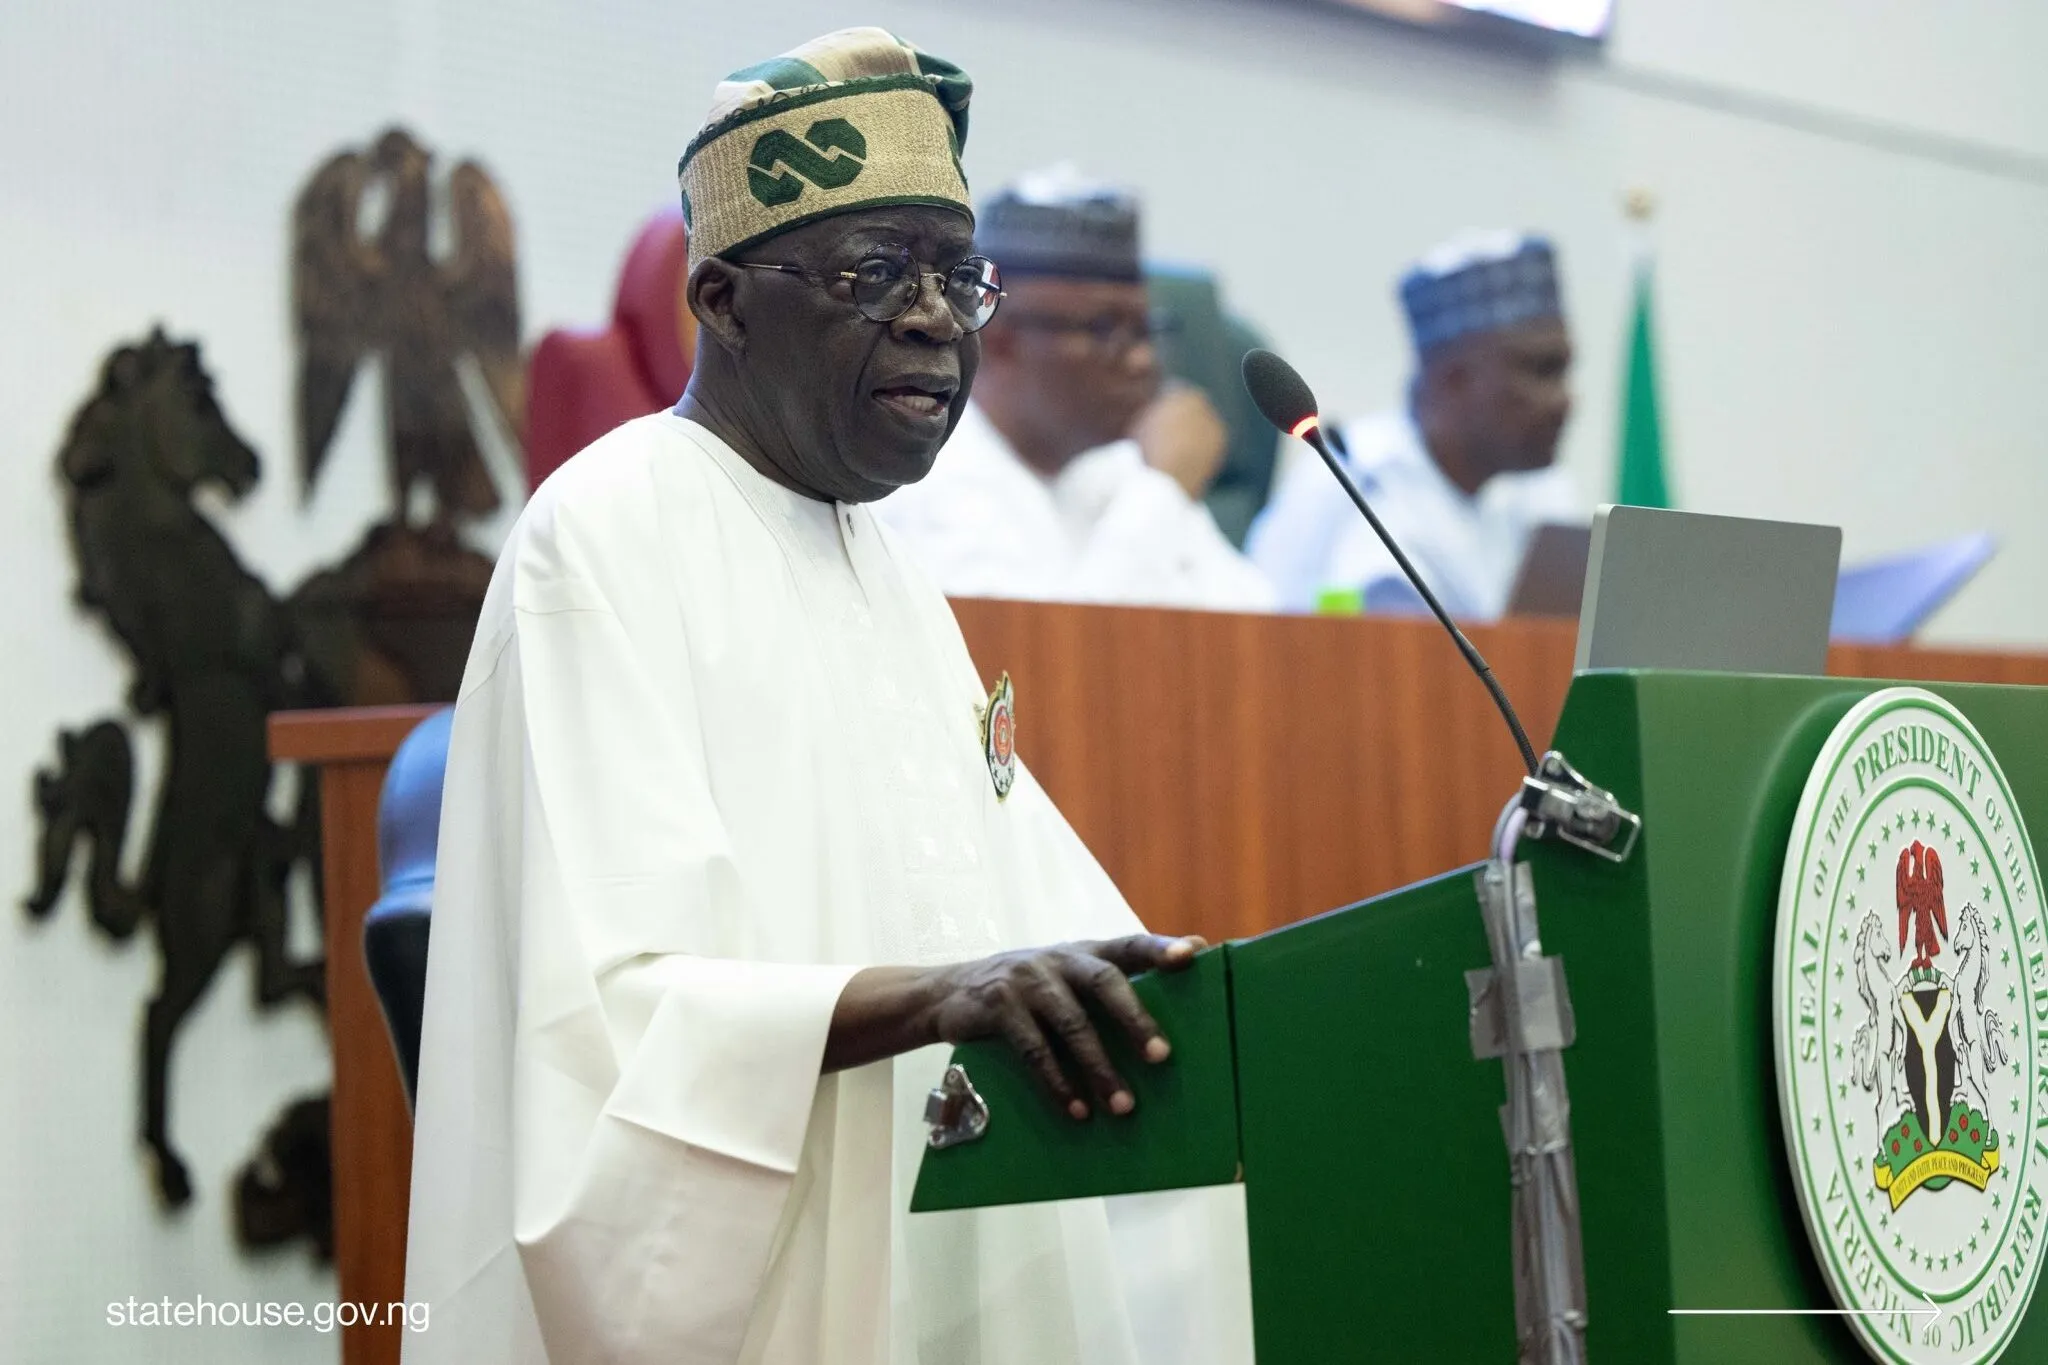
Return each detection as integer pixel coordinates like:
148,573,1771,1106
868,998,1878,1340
1575,505,1841,675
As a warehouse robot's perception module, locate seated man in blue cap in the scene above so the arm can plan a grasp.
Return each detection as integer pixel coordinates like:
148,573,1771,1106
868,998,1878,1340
404,29,1250,1365
878,165,1274,612
1248,230,1582,619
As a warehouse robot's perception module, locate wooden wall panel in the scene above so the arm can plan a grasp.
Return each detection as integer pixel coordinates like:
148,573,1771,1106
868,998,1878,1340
1830,642,2048,686
272,705,438,1365
949,601,2048,945
950,602,1577,943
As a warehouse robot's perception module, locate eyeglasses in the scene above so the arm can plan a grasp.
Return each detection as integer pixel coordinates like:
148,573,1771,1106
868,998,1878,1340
999,308,1180,356
737,246,1005,333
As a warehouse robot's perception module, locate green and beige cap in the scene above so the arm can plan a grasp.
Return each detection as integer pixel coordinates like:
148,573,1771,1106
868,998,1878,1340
678,28,973,269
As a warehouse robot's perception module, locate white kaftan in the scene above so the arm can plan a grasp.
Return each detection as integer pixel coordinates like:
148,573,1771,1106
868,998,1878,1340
403,413,1251,1365
1247,409,1581,619
874,403,1275,613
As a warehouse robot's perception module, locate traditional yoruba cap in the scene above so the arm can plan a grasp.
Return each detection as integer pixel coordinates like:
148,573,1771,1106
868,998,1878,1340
677,28,973,269
1399,229,1563,355
975,164,1143,282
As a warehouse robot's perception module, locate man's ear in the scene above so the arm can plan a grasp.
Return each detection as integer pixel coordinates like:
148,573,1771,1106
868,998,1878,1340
687,259,748,356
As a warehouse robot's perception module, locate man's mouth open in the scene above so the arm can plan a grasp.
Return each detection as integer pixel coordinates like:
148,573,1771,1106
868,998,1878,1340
873,385,953,422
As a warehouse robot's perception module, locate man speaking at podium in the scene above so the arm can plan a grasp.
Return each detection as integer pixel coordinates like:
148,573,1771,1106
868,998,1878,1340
402,28,1251,1365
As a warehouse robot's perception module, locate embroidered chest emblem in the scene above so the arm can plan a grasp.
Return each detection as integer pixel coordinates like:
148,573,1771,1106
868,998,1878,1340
979,672,1017,801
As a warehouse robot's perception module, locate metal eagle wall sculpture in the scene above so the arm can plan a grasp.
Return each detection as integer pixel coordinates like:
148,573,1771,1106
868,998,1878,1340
289,125,516,704
295,126,520,530
23,125,521,1260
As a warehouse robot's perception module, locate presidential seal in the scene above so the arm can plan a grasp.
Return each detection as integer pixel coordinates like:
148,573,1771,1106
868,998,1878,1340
1774,687,2047,1363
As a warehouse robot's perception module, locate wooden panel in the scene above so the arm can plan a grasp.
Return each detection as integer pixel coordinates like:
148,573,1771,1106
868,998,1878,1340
949,600,2048,946
319,759,413,1365
951,601,1578,943
270,710,426,1365
1829,641,2048,687
270,705,441,765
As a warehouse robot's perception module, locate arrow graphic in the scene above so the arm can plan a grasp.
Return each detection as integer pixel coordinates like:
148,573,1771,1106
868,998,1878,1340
1671,1292,1943,1337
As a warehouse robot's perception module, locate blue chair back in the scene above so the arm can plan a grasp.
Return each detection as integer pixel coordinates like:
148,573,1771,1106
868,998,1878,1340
365,708,454,1108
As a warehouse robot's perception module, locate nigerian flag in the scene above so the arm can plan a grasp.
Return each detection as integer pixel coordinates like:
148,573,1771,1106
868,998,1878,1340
1615,260,1671,508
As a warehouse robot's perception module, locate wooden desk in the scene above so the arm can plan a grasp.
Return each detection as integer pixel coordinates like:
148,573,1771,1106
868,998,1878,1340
272,605,2048,1364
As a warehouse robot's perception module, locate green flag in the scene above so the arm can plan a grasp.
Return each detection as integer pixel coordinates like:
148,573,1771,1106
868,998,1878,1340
1615,262,1670,508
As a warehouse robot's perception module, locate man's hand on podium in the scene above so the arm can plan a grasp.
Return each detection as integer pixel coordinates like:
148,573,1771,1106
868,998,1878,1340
825,934,1206,1121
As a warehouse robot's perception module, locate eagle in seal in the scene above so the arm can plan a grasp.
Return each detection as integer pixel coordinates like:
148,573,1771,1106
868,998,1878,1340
1897,839,1949,973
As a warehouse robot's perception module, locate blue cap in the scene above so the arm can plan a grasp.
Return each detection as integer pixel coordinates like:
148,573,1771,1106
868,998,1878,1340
976,164,1142,282
1399,230,1562,355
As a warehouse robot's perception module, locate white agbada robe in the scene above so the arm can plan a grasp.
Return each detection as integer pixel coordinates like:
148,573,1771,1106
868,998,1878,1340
404,412,1252,1365
874,402,1275,612
1246,409,1581,619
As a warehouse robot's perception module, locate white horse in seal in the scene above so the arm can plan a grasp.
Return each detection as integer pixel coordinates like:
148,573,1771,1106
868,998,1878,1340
1850,911,1906,1134
1950,903,2010,1115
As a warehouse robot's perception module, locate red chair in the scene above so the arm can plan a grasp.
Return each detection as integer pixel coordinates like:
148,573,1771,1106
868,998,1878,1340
524,207,696,492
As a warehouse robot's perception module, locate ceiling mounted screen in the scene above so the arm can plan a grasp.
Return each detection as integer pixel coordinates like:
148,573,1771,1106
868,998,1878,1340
1327,0,1614,41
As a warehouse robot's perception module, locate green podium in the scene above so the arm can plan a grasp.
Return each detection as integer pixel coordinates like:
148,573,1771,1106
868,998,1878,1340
914,671,2048,1363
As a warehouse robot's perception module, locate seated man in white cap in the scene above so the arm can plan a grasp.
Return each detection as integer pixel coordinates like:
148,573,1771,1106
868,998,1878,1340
403,28,1250,1365
877,166,1275,612
1248,231,1582,619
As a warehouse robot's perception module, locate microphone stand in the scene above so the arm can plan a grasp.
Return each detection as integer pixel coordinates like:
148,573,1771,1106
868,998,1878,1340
1293,419,1540,776
1246,358,1644,1365
1474,757,1639,1365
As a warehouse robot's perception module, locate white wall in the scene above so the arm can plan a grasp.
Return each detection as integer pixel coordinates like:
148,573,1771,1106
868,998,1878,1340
3,1,2043,1360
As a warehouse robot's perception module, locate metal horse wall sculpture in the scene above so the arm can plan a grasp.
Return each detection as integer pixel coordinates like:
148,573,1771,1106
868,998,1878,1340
26,330,335,1208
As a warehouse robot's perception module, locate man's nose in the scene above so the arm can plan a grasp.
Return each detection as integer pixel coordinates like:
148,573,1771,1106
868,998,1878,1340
893,275,963,345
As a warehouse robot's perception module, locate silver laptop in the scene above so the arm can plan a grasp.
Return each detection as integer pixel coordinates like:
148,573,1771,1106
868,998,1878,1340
1506,522,1593,618
1574,505,1842,675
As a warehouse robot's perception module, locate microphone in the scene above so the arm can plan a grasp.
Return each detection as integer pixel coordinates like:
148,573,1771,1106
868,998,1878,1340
1242,348,1539,776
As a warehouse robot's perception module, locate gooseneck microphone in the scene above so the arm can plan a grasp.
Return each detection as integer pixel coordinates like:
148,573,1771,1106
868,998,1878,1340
1242,348,1539,776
